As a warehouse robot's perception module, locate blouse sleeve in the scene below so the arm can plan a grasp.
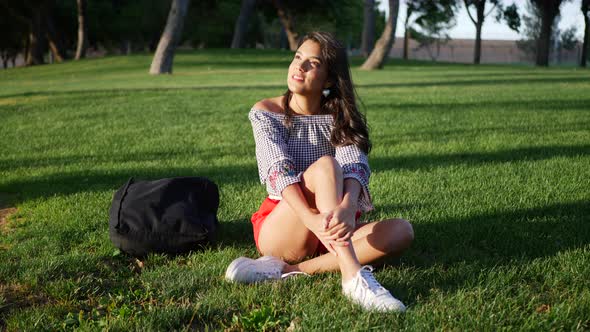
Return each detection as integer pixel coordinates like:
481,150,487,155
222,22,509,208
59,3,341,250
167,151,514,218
335,144,374,212
249,110,301,196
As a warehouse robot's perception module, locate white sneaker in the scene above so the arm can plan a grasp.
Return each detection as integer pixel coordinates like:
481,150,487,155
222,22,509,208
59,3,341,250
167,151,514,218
225,256,287,283
342,266,406,312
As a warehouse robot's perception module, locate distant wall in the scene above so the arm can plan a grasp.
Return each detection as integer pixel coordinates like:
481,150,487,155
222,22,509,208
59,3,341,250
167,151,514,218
388,37,583,65
3,37,585,69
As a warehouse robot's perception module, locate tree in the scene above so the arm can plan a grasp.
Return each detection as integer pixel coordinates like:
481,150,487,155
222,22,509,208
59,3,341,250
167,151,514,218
0,9,26,68
74,0,87,59
360,0,400,70
402,2,417,60
231,0,257,48
0,1,46,65
530,0,566,66
231,0,369,51
0,0,74,66
517,1,566,65
149,0,191,74
463,0,520,64
272,0,299,50
44,0,67,63
402,0,458,61
582,0,589,67
361,0,375,57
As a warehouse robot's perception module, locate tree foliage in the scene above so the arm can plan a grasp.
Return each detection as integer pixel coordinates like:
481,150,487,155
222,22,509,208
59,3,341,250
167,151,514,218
404,0,458,61
0,7,26,68
559,25,579,51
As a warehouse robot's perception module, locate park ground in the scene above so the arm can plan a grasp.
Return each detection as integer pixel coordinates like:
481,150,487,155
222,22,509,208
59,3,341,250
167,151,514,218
0,50,589,330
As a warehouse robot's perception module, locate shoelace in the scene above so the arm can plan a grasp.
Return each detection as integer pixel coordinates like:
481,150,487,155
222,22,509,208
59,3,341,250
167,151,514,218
281,271,310,279
358,266,388,295
253,256,285,280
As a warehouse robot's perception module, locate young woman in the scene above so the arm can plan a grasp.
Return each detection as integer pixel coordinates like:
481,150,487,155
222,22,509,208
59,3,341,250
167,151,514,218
225,32,414,312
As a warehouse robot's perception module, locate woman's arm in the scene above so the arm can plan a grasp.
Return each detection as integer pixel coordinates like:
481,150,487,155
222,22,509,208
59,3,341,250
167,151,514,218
341,178,361,211
335,145,374,212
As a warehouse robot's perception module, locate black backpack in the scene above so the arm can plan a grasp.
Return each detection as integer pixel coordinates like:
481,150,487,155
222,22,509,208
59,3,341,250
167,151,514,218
109,177,219,257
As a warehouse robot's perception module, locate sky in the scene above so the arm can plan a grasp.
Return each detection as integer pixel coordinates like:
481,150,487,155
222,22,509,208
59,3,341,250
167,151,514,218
378,0,586,41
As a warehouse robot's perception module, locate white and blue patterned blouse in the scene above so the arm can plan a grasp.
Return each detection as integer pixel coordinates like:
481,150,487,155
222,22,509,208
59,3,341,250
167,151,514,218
249,109,374,212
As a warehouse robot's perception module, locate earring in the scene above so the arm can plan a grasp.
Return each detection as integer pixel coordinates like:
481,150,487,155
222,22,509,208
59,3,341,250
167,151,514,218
322,88,330,97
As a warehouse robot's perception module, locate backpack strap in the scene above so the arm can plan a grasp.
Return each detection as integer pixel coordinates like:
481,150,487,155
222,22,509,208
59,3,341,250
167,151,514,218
115,177,134,230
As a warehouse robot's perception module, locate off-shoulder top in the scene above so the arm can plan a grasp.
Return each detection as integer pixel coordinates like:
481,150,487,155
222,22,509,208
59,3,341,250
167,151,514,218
249,109,373,212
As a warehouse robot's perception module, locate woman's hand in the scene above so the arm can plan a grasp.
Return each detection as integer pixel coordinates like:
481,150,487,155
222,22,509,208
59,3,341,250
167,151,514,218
319,204,357,245
304,212,340,256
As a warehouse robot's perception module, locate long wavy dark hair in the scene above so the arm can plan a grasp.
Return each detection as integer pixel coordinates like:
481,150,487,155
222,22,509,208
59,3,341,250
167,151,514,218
281,31,372,154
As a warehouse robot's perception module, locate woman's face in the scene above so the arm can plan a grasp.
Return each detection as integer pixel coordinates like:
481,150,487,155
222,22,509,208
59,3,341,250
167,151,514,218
287,40,329,96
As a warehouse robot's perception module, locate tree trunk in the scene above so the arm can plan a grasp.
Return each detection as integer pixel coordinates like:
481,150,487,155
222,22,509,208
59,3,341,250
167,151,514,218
474,22,483,64
361,0,375,57
403,6,412,61
231,0,257,48
26,8,45,66
45,15,65,62
42,0,66,63
581,0,589,67
24,34,31,65
464,0,485,64
273,0,298,51
403,28,410,60
535,1,561,67
75,0,88,60
360,0,399,70
473,2,485,64
536,5,552,66
149,0,191,75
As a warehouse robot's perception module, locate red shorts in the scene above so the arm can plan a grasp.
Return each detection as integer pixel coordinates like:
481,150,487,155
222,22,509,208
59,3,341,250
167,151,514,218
251,197,362,256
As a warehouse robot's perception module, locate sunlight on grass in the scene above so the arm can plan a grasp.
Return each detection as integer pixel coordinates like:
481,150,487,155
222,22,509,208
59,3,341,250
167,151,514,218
1,51,589,330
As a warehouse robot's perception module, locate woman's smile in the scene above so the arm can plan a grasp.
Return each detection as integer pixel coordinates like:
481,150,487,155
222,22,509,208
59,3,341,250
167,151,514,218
291,74,304,82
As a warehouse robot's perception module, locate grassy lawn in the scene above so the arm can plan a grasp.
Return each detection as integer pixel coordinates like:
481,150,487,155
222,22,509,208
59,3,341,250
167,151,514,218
1,50,589,331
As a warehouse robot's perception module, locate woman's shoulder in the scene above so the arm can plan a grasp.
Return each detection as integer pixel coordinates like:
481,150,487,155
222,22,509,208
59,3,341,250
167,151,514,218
251,96,284,114
249,97,286,127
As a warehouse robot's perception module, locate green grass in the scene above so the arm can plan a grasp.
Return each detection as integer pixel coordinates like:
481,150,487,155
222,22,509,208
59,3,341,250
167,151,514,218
1,49,589,331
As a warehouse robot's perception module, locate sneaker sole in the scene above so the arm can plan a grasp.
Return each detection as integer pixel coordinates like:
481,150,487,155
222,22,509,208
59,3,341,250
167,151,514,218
342,290,407,313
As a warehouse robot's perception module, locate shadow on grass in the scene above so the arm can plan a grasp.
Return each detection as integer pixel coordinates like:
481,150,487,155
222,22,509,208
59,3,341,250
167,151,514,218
0,163,259,204
369,98,590,113
375,200,590,304
356,75,590,90
371,144,590,172
374,122,590,145
0,84,287,99
2,74,589,100
411,200,589,266
0,148,239,173
216,219,256,250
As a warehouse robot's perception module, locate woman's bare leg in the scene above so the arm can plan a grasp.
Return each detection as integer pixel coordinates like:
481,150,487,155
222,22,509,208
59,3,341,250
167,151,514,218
258,156,414,280
284,218,414,275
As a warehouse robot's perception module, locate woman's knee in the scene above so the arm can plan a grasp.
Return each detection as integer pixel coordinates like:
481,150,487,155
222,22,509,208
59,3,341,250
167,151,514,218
309,156,342,176
396,219,414,248
378,218,414,253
